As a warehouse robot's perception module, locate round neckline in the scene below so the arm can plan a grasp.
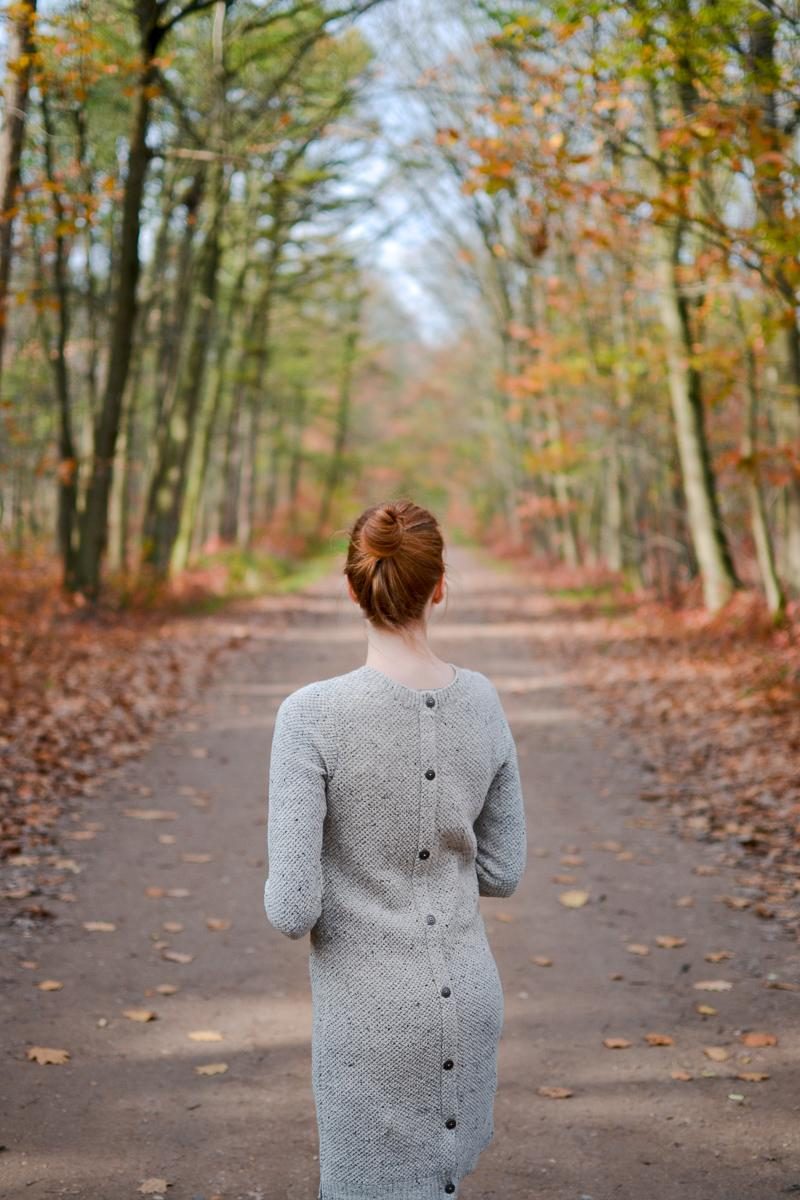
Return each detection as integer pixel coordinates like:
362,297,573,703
357,662,462,708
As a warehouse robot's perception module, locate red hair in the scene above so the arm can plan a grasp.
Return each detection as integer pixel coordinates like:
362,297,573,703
344,499,445,630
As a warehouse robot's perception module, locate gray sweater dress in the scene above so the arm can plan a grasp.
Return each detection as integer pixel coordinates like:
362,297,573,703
264,663,527,1200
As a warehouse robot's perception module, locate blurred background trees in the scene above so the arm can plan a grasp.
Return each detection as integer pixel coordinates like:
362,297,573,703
0,0,798,614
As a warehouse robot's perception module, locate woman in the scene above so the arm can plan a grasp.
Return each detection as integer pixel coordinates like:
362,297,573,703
264,499,527,1199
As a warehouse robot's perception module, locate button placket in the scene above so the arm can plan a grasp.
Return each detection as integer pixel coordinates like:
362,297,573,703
414,694,460,1191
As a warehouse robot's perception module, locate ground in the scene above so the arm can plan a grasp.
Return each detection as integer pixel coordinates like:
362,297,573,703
1,546,798,1199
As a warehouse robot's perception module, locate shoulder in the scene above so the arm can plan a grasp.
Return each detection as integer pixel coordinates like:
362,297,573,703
274,675,343,728
459,668,512,758
271,678,345,776
460,667,504,709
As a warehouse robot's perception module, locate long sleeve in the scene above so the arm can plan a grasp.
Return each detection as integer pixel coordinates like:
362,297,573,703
264,689,333,940
473,711,527,899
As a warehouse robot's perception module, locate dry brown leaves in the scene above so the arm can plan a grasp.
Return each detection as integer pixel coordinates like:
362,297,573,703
0,551,241,879
516,562,800,937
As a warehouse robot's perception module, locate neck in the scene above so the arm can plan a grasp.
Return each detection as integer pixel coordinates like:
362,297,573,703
365,622,442,671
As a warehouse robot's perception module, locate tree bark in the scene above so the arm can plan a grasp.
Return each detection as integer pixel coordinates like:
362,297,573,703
739,318,785,620
0,0,37,393
73,26,160,595
653,221,739,610
141,1,228,576
40,90,80,586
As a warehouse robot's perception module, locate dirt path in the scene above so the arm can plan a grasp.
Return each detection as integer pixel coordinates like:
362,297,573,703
2,546,798,1200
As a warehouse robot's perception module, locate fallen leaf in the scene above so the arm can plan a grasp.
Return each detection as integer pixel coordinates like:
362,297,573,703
695,1004,718,1016
739,1031,777,1047
675,895,695,907
694,865,719,876
145,886,166,898
195,1062,228,1076
694,980,732,992
162,921,184,933
560,854,584,867
531,955,553,967
494,911,514,922
83,920,116,932
558,889,590,908
188,1030,223,1042
138,1180,171,1195
644,1032,673,1046
206,918,231,932
655,935,685,949
158,834,177,844
36,979,63,991
737,1071,769,1082
123,1009,157,1022
671,1069,692,1081
552,873,576,885
165,888,191,899
703,1046,730,1062
190,747,208,758
123,809,178,821
596,840,623,852
27,1045,70,1064
181,853,213,864
626,943,650,956
603,1037,632,1049
764,979,799,991
155,983,179,995
720,895,751,910
705,950,733,962
161,950,194,964
537,1085,572,1099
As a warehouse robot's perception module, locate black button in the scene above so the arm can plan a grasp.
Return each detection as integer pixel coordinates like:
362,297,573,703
425,696,435,708
426,913,436,925
425,768,436,780
445,1185,455,1195
443,1059,454,1070
441,985,451,997
445,1117,456,1129
419,849,430,859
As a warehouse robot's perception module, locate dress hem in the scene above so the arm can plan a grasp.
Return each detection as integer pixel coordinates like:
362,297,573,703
317,1125,494,1199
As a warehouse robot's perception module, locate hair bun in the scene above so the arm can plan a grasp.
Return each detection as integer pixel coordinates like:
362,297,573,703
362,506,404,560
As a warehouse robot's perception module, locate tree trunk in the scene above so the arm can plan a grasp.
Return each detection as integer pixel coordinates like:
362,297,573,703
140,162,226,573
0,0,37,393
171,256,250,573
747,13,800,589
73,43,159,596
141,2,228,576
652,221,739,611
318,295,360,535
731,295,785,617
38,88,80,586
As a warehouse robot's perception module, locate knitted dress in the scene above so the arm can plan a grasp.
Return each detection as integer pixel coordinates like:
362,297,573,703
264,663,527,1200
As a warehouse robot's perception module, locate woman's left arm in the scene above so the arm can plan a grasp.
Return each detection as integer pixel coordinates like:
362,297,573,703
264,688,332,940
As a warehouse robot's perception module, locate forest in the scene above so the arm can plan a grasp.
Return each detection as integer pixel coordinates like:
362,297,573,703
0,0,797,615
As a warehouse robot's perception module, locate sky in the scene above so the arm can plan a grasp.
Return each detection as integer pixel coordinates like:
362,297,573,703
344,0,488,345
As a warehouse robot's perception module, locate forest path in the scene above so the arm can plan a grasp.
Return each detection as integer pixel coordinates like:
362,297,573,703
2,545,798,1200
